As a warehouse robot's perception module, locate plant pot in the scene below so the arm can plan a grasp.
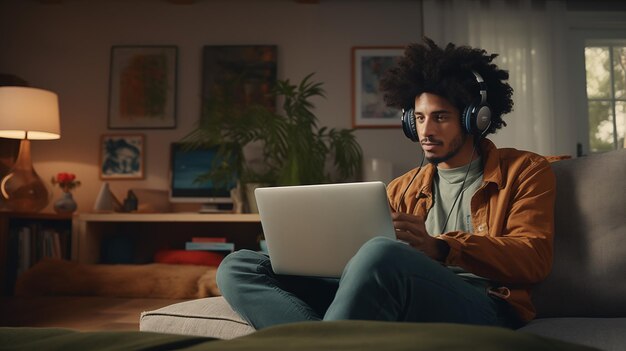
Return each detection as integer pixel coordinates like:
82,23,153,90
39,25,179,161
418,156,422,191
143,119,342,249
54,191,77,214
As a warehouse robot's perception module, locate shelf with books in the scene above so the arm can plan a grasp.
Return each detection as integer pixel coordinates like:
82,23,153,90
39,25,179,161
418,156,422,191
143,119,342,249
0,211,72,295
72,213,262,265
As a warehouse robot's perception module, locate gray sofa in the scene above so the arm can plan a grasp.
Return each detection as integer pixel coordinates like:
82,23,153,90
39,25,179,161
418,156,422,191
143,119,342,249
140,148,626,351
516,148,626,350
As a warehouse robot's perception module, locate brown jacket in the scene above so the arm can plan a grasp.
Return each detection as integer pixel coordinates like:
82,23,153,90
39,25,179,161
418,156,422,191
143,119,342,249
386,139,556,322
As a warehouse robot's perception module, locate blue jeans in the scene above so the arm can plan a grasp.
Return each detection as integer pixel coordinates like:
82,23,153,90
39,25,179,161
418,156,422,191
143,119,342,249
217,237,519,329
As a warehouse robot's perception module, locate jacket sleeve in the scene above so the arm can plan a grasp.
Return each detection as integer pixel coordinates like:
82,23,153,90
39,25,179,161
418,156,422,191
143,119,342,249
439,156,556,285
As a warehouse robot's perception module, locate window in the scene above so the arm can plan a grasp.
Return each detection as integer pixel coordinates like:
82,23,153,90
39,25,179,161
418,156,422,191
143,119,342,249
584,43,626,152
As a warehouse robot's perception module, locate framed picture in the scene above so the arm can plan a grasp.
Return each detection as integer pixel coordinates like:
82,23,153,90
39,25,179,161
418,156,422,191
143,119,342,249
351,46,404,128
100,134,145,180
108,46,177,129
201,45,277,117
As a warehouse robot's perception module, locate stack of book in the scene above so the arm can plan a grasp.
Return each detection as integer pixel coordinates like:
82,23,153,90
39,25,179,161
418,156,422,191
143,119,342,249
184,237,235,253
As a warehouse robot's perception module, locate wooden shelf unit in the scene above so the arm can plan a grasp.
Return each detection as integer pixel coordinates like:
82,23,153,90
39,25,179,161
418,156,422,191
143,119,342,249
0,211,73,295
72,212,263,264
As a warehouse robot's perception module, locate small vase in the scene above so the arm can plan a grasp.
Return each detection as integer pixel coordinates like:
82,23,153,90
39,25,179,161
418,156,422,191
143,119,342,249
54,191,77,214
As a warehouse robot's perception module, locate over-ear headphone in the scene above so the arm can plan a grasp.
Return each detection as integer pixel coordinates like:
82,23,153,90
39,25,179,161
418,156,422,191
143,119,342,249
401,70,492,142
401,106,419,142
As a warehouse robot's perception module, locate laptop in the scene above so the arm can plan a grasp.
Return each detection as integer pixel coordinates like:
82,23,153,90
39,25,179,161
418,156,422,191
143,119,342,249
255,181,396,278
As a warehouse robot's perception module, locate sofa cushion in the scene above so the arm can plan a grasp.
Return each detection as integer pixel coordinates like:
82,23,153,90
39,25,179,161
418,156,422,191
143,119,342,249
140,296,254,339
519,317,626,351
532,149,626,318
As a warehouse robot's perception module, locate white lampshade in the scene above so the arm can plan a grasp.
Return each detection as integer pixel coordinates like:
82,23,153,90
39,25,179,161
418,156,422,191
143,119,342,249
0,86,61,140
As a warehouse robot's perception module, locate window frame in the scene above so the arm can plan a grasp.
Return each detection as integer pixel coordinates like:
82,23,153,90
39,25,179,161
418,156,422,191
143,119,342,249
584,41,626,151
567,12,626,155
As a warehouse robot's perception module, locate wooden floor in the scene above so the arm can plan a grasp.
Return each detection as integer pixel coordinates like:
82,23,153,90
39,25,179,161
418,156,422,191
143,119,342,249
0,296,187,331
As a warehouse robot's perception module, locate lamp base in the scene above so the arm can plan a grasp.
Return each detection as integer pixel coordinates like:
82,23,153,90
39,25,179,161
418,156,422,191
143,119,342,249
0,139,49,212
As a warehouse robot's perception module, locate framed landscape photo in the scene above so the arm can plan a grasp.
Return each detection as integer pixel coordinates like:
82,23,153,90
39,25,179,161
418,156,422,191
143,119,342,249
100,134,145,180
108,46,177,129
352,46,404,128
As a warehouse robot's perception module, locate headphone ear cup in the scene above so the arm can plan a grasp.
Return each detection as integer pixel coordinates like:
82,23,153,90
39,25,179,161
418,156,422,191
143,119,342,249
402,108,419,142
474,104,492,135
463,103,492,135
466,70,492,136
462,105,474,134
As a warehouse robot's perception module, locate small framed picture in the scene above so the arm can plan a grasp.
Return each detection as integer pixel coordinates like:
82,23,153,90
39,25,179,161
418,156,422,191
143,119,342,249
108,45,177,129
100,134,145,180
351,46,404,128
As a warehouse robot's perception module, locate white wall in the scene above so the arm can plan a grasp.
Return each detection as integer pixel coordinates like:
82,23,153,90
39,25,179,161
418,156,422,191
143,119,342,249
0,0,423,212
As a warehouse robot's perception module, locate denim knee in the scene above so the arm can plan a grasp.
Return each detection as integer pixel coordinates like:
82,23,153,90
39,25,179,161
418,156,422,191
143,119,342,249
358,236,403,258
354,236,410,264
344,236,432,278
216,249,267,298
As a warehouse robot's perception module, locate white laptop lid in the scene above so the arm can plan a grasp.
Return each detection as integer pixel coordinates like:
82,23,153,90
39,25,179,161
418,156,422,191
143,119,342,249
255,181,396,278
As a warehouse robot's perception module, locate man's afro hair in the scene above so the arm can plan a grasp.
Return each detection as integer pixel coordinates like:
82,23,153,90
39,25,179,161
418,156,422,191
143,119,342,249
380,37,513,134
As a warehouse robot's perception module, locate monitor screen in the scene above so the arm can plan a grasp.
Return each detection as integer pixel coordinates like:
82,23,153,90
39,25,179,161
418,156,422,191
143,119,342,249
169,143,237,211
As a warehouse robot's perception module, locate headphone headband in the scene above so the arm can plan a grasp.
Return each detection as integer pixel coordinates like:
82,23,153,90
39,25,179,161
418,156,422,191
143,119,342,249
471,71,487,105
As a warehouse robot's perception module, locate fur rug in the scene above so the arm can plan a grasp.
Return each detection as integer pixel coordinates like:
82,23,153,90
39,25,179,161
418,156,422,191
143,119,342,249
14,258,220,299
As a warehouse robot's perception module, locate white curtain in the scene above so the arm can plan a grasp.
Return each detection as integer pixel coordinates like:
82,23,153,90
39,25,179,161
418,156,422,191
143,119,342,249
422,0,570,156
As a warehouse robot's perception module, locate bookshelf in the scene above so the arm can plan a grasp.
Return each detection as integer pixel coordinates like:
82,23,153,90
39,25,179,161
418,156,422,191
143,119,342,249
0,211,73,295
72,213,263,264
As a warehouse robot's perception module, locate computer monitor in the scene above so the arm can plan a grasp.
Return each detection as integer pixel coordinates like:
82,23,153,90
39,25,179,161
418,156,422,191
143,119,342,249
169,143,237,212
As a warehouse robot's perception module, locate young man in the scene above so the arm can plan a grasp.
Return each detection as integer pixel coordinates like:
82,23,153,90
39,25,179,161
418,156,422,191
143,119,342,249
217,38,555,329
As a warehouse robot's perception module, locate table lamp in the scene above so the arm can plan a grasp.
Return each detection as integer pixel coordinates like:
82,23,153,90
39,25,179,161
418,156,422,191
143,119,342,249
0,86,61,212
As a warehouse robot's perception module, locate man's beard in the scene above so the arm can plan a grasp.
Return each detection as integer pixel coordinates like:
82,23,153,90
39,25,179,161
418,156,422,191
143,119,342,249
423,133,467,165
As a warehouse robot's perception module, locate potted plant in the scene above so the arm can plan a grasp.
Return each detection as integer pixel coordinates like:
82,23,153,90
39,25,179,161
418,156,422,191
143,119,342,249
181,73,363,207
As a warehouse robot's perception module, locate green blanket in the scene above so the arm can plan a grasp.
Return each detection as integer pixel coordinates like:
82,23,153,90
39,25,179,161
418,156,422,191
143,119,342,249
0,321,598,351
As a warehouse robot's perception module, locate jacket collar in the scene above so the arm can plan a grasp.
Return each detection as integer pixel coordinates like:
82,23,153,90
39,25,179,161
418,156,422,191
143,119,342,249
480,139,504,189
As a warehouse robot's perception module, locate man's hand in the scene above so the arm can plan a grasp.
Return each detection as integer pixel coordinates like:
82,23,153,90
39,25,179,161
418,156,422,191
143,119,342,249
391,212,449,262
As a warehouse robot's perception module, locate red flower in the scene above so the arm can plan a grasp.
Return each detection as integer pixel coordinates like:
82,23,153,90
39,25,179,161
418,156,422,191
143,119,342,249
51,172,80,192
